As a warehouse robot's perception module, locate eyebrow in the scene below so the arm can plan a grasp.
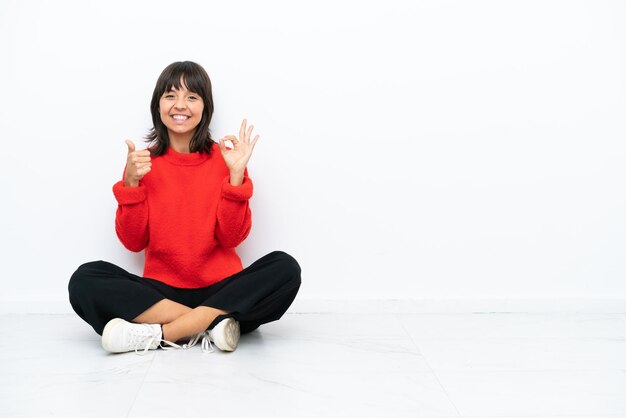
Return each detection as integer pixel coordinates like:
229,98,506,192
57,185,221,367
165,88,199,95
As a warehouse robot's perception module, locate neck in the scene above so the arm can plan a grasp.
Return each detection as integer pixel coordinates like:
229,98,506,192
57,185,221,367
168,132,192,154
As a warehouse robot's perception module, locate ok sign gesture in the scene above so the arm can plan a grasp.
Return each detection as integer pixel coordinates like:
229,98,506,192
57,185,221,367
218,119,260,183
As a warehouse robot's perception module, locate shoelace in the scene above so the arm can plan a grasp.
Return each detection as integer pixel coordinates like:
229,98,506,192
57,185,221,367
180,331,214,354
128,324,164,355
134,329,214,355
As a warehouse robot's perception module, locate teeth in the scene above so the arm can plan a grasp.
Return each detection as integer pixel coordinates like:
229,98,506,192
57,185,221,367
172,115,189,120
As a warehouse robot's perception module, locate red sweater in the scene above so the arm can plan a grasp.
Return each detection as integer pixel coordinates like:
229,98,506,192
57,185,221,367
112,144,252,288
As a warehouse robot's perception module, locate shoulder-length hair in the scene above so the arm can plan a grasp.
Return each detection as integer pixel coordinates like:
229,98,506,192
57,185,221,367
146,61,215,156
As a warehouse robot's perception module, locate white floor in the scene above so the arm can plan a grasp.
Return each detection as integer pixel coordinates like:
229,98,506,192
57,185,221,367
1,312,625,418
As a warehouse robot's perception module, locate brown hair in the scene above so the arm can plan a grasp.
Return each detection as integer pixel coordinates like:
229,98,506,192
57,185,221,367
145,61,215,156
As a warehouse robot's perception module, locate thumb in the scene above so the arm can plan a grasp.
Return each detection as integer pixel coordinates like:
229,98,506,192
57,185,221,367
125,139,136,154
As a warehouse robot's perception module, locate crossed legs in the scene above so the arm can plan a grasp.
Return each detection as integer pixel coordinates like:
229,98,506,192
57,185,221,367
69,252,301,343
132,299,231,343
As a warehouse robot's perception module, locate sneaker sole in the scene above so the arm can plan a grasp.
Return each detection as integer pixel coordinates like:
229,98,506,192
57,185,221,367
215,318,240,352
101,318,125,353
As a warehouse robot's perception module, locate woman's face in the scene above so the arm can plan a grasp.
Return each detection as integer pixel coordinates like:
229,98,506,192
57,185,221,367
159,80,204,141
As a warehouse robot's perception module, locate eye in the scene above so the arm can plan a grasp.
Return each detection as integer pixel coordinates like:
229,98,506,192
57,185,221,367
164,94,175,99
189,95,199,100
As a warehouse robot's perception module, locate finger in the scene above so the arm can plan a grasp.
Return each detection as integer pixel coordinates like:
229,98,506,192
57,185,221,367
125,139,136,154
137,166,151,176
246,124,254,143
132,156,151,163
251,135,260,149
218,138,227,153
239,119,247,142
135,150,151,157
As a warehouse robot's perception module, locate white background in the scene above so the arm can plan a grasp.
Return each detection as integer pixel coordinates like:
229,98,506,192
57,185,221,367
1,0,625,312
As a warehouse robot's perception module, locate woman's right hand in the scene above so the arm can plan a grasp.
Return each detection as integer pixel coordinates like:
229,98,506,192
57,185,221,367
124,140,152,187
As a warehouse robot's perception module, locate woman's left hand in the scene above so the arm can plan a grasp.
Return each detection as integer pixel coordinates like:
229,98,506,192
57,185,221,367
218,119,260,184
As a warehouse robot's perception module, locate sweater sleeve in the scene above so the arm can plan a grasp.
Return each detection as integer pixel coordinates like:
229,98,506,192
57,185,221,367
112,179,149,252
215,172,253,248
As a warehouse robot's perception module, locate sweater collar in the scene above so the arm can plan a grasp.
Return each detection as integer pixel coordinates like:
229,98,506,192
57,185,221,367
162,146,211,166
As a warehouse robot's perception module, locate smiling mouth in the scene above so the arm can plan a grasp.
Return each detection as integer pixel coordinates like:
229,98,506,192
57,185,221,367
171,115,190,121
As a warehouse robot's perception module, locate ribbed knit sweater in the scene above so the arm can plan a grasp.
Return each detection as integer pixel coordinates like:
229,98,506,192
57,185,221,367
112,144,252,288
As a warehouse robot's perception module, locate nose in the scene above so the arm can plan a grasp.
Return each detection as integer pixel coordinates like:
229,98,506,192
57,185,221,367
174,97,187,109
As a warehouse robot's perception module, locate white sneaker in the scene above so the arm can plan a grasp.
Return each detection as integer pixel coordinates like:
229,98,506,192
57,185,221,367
208,317,240,352
102,318,174,355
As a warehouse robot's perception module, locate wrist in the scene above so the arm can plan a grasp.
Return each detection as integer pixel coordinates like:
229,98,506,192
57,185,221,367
229,170,244,186
124,178,139,187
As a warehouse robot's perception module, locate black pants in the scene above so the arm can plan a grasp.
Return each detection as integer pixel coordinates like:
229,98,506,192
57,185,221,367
68,251,301,336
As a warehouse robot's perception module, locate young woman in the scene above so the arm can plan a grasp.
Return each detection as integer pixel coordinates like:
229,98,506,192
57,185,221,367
68,61,301,354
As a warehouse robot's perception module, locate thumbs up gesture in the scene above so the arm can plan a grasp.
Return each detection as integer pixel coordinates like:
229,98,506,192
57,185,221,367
124,140,152,187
